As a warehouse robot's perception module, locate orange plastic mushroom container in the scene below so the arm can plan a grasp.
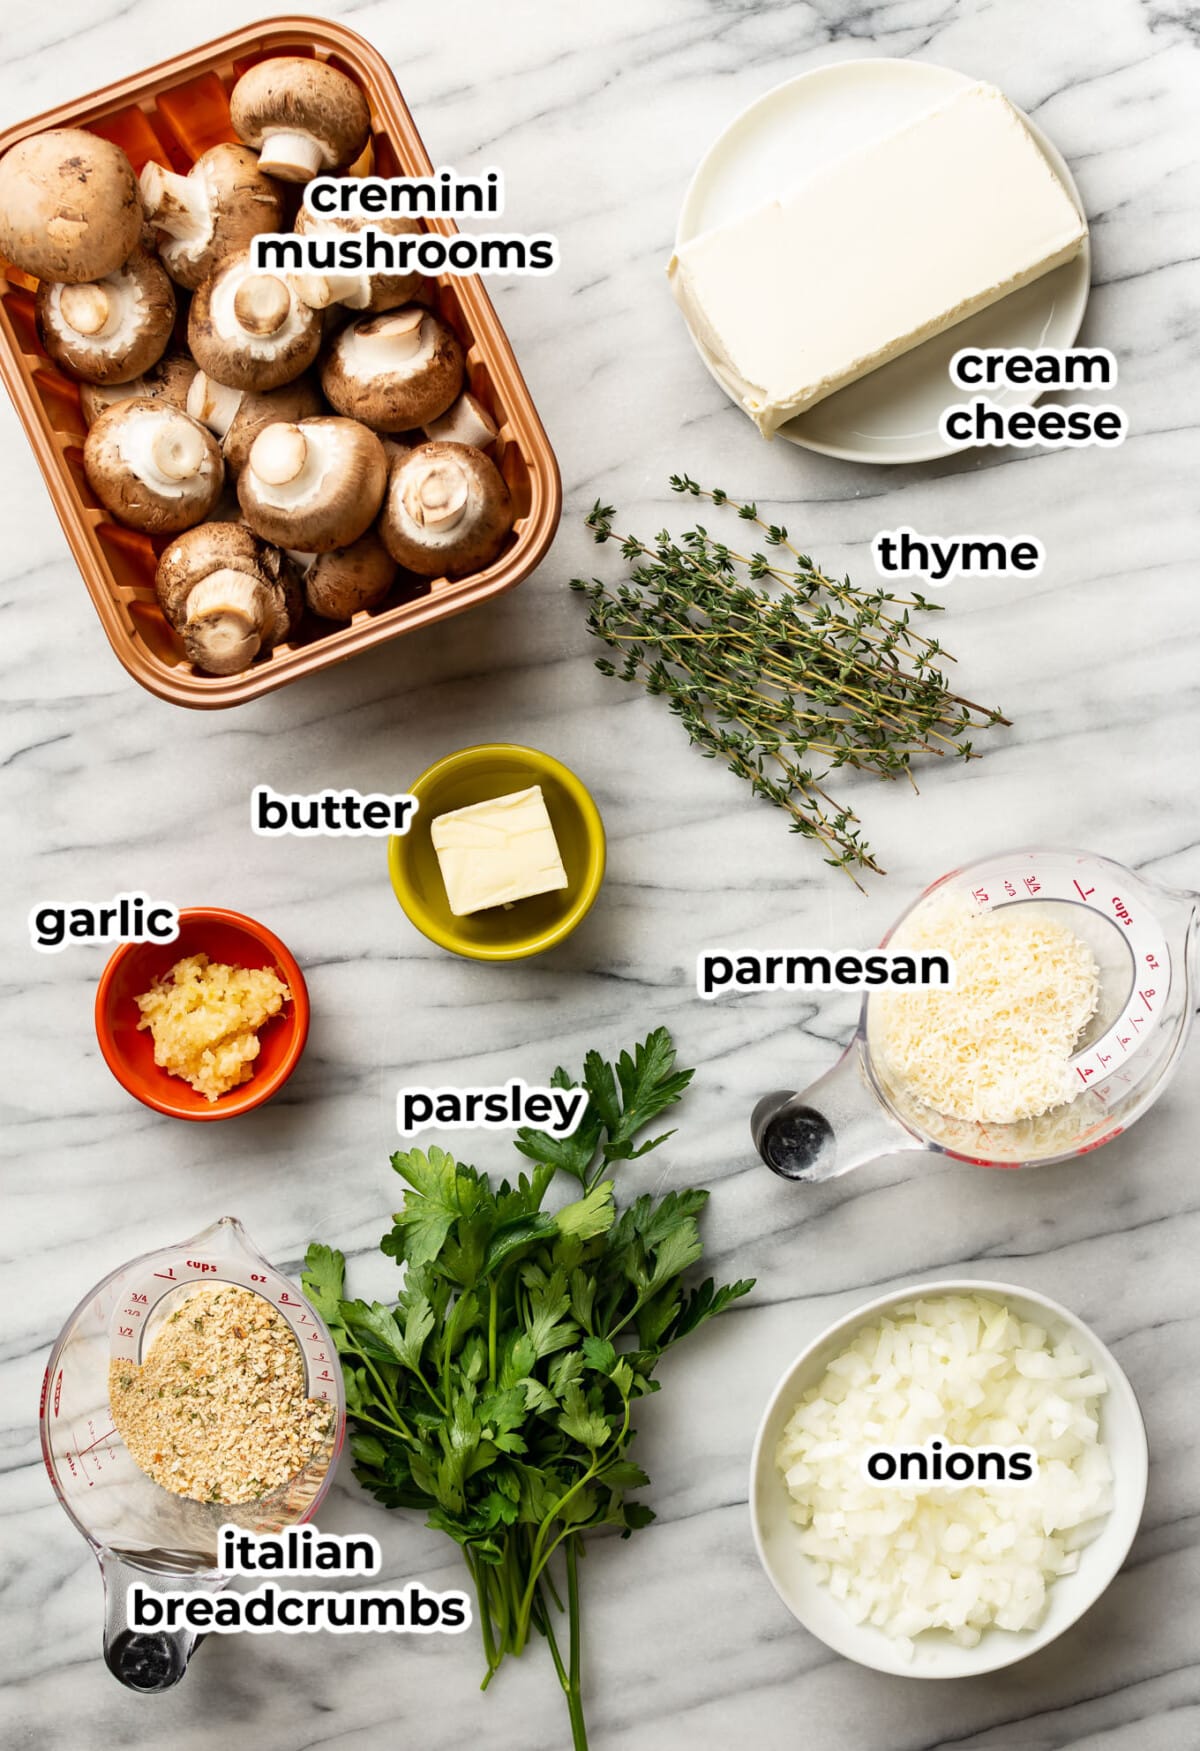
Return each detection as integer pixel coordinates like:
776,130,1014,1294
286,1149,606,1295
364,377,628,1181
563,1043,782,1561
0,17,561,708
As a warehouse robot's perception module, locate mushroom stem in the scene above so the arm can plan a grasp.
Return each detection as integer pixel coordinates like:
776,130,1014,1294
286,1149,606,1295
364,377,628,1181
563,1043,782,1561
423,392,498,450
356,308,425,366
58,282,113,338
139,161,209,244
403,457,469,532
233,274,292,336
182,568,269,675
150,419,209,484
257,130,326,182
187,371,245,442
292,268,370,311
251,423,310,488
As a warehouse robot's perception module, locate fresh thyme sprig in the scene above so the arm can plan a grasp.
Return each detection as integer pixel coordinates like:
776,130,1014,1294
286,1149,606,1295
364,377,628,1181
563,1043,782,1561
569,476,1010,888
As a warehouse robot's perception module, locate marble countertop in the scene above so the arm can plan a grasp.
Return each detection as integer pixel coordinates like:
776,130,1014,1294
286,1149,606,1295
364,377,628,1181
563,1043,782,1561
3,1,1198,1746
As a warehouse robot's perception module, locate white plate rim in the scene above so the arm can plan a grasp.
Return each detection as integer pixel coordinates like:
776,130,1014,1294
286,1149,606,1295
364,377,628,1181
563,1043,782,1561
674,59,1093,464
748,1276,1149,1677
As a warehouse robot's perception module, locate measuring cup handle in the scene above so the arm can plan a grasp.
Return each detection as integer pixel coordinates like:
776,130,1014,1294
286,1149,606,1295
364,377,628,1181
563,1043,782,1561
751,1042,923,1182
100,1552,212,1692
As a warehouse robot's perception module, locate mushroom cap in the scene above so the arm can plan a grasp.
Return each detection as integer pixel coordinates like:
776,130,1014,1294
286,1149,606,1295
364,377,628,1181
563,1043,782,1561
0,129,142,283
230,59,371,178
155,519,300,644
320,306,463,433
36,247,175,385
299,527,397,620
83,398,224,534
142,143,285,290
379,441,513,578
293,206,421,311
238,414,387,552
224,373,327,475
189,247,322,391
80,349,198,426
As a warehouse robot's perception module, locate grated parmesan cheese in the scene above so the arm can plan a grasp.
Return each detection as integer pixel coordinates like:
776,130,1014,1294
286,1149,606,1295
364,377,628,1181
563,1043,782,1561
876,895,1099,1125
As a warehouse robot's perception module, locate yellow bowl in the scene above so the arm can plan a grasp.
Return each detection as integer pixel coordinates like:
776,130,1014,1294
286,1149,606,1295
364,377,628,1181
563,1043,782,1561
389,744,606,961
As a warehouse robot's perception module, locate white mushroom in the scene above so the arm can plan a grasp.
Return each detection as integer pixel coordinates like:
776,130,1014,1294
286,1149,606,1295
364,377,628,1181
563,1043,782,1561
320,306,463,433
37,248,175,385
238,415,387,551
139,143,284,290
83,398,224,534
80,349,198,426
379,441,513,578
188,247,321,391
229,58,371,183
288,528,397,620
155,521,300,675
290,207,421,313
0,129,142,283
186,368,324,475
422,391,498,449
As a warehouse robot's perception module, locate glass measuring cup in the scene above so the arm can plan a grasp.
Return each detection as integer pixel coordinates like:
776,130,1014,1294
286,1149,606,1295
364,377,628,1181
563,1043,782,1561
752,848,1199,1181
39,1216,345,1691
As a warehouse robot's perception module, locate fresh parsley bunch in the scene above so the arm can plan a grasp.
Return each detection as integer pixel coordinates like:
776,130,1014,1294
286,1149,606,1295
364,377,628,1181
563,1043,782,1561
304,1029,752,1750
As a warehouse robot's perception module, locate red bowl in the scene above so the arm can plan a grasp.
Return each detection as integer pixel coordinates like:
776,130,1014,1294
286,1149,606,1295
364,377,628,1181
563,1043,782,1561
95,908,309,1121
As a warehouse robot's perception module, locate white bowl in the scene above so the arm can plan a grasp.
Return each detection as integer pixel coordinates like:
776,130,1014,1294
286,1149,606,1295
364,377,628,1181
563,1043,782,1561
749,1279,1148,1677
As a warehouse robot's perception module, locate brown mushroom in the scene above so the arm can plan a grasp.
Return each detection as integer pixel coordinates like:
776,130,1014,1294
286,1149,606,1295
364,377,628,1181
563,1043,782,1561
188,247,322,392
288,528,398,620
186,368,325,475
0,129,142,284
80,349,198,426
379,441,512,578
83,398,223,534
139,143,284,290
229,59,371,183
290,207,421,313
156,521,301,675
238,415,387,552
36,247,175,386
320,306,462,433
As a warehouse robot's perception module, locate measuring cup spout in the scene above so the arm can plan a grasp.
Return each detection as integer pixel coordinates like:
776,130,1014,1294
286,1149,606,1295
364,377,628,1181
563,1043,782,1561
100,1550,220,1691
751,1042,923,1183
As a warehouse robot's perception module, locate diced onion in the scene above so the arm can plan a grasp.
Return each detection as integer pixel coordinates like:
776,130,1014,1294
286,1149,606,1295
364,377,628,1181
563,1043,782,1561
775,1294,1112,1652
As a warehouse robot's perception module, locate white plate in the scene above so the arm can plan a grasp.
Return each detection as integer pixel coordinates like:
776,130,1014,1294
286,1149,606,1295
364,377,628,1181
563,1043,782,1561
749,1279,1148,1678
675,60,1092,464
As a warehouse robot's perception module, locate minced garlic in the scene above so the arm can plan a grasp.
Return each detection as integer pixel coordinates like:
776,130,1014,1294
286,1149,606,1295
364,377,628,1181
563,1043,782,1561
109,1285,332,1504
135,953,290,1102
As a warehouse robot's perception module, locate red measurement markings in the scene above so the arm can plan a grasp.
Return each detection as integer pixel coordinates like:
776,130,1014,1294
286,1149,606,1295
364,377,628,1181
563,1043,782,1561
1139,988,1156,1010
153,1267,177,1281
972,887,989,905
1076,1064,1095,1084
1024,876,1042,894
1073,879,1094,901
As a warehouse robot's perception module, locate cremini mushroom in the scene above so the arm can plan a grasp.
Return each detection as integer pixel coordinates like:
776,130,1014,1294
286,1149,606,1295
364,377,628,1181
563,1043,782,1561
83,398,224,534
379,441,513,578
139,143,284,290
320,306,463,433
290,207,421,313
422,391,498,449
36,248,175,385
80,349,198,426
189,248,322,391
155,521,301,675
288,528,397,620
229,58,371,183
238,415,387,552
186,368,324,475
0,129,142,283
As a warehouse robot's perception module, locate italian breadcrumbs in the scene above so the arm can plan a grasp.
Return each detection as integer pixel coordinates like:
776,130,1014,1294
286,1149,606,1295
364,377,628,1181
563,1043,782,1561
109,1284,333,1504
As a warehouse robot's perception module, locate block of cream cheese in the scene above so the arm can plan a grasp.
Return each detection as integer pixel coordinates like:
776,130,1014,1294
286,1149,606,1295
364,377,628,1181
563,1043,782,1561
668,82,1087,438
431,785,569,917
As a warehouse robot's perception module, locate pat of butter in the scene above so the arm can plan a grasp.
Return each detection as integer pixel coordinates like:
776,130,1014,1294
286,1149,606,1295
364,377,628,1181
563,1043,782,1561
668,82,1087,438
431,786,569,917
